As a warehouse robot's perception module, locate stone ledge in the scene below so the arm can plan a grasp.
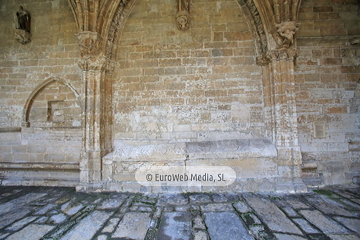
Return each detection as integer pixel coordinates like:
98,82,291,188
0,162,79,171
103,138,277,162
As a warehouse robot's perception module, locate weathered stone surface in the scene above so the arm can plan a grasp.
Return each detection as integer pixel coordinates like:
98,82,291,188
233,201,251,213
102,218,120,233
5,216,37,231
48,213,67,224
61,201,84,215
200,203,233,212
0,193,46,215
157,212,192,240
243,194,303,235
97,198,126,209
204,212,254,240
194,230,208,240
292,218,320,234
158,194,189,205
300,210,350,234
0,207,31,229
274,233,307,240
187,139,277,159
6,224,54,240
113,212,151,239
60,211,112,240
189,194,211,203
334,217,360,234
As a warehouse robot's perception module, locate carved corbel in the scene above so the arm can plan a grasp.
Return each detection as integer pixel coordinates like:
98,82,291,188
77,31,104,57
176,0,190,31
275,21,300,49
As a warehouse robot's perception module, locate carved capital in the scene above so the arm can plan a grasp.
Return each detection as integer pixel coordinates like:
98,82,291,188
78,55,109,71
275,21,300,49
77,31,104,57
256,48,299,66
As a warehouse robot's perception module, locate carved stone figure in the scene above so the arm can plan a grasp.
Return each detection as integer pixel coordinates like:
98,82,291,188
16,6,30,33
176,0,190,31
275,21,300,48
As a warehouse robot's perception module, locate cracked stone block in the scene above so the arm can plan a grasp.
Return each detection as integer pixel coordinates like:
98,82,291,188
157,212,192,240
204,212,254,240
0,207,32,229
113,212,151,239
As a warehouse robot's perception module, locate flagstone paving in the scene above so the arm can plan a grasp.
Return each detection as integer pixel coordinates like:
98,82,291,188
0,185,359,240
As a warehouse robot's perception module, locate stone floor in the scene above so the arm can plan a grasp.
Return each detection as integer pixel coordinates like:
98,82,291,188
0,185,359,240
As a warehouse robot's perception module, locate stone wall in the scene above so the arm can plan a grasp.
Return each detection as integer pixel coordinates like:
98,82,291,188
0,0,82,186
295,0,360,186
113,0,265,145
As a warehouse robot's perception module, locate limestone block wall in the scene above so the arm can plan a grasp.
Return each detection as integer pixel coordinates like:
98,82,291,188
295,0,360,186
113,0,265,145
0,0,82,186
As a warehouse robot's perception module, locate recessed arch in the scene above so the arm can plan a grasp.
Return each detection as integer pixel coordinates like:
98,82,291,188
23,77,81,127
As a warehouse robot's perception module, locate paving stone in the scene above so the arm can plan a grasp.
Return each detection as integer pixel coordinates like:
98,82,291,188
274,233,307,240
35,216,48,224
34,203,56,215
60,211,112,240
193,230,208,240
6,224,54,240
282,206,300,217
102,217,120,233
175,205,190,211
96,235,108,240
5,216,37,231
327,235,360,240
130,205,154,212
113,212,151,239
300,210,350,234
204,211,254,240
193,216,206,230
61,201,84,216
154,207,163,218
0,193,46,215
292,218,320,234
200,203,233,211
233,201,251,213
157,212,192,240
285,197,310,209
158,193,188,205
243,194,303,235
304,194,357,217
48,213,67,224
97,197,126,209
241,213,262,225
334,217,360,234
190,194,212,203
0,207,32,229
212,193,228,202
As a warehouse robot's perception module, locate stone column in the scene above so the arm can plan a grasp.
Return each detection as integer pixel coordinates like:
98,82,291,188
76,31,112,191
258,48,307,193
